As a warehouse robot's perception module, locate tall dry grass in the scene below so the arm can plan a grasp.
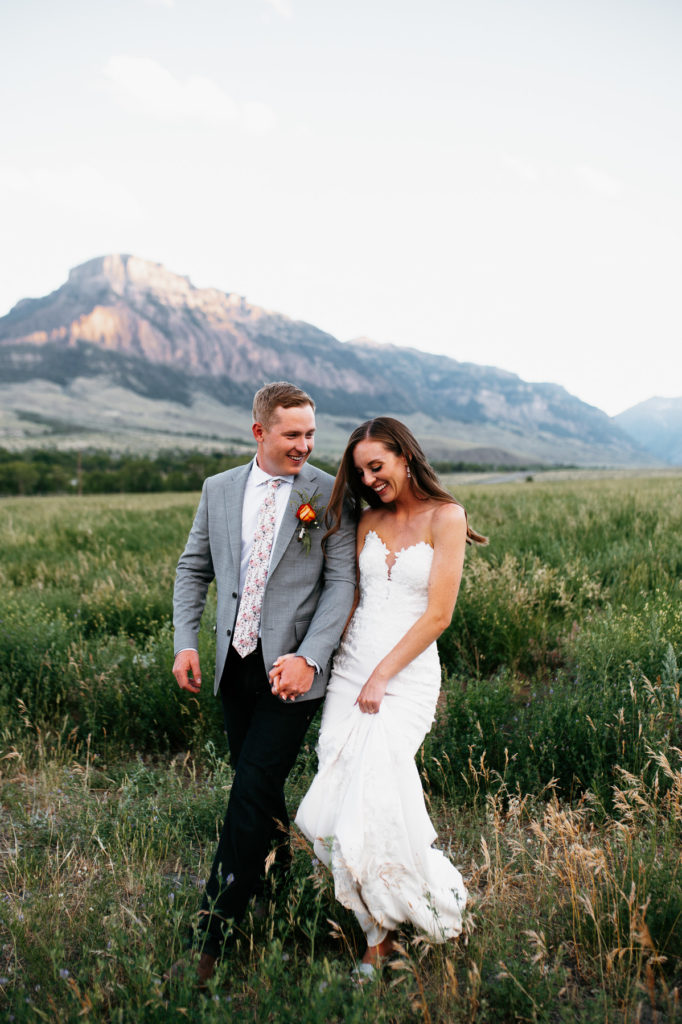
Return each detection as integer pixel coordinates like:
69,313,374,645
1,476,681,1020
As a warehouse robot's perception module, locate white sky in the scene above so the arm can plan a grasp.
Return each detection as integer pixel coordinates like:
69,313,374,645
1,0,680,417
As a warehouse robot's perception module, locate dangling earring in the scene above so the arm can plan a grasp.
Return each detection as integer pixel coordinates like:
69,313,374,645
406,464,411,479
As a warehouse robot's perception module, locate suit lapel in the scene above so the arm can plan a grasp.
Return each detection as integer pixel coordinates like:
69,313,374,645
269,464,320,576
223,461,252,571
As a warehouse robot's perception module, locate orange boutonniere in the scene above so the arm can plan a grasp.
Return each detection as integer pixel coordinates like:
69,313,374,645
293,489,324,554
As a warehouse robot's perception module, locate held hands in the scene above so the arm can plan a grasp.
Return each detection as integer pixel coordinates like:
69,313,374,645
173,649,202,694
269,654,315,702
355,671,388,715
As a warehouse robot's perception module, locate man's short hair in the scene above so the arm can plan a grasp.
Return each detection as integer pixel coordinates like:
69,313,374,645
252,382,316,429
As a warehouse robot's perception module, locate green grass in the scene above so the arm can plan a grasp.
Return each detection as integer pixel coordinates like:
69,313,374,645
1,476,681,1021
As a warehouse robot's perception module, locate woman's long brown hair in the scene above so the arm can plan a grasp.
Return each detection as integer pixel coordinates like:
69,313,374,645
324,417,487,546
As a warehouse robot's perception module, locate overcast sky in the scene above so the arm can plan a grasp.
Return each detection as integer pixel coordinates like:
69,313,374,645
1,0,680,416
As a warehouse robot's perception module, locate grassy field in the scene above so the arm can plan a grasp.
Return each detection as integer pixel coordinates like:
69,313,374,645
0,475,681,1022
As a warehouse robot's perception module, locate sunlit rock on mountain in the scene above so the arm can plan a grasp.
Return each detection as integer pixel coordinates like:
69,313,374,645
0,254,655,465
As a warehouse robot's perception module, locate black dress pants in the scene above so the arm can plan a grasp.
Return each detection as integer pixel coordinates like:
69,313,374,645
195,642,322,957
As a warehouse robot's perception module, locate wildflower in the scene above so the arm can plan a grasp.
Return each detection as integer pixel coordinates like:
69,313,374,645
59,969,69,979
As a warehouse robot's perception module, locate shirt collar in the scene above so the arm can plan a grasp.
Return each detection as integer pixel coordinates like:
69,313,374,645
250,458,294,487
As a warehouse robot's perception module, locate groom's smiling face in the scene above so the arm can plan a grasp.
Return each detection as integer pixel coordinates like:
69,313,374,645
253,404,316,477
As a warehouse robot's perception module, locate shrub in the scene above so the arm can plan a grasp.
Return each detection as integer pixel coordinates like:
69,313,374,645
427,643,681,804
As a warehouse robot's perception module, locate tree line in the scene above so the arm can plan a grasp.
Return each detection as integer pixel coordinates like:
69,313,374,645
0,448,338,496
0,447,529,497
0,449,249,496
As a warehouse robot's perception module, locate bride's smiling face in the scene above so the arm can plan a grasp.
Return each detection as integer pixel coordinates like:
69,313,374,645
353,439,408,503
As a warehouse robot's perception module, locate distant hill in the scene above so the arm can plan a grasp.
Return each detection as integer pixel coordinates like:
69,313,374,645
0,254,652,465
614,397,682,465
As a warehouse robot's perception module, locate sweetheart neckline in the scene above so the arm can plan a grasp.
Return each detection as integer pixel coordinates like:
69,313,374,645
364,529,433,576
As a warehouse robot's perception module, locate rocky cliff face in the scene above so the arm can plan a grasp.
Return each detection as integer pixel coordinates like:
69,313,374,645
0,255,652,465
3,255,277,377
1,255,380,393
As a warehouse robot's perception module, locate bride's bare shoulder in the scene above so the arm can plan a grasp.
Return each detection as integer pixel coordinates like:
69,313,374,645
430,501,467,539
357,506,382,543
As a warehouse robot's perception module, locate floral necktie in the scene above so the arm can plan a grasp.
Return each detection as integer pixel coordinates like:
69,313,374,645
232,477,282,658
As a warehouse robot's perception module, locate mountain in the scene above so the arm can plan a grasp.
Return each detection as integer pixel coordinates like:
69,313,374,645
0,254,652,465
614,397,682,465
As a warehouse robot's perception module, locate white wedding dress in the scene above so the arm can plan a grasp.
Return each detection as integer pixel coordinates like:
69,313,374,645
295,529,467,946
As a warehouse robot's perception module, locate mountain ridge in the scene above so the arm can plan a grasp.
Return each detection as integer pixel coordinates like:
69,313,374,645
0,254,654,465
614,396,682,465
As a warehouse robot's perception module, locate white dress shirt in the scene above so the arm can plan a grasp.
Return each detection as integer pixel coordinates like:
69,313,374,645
238,459,294,597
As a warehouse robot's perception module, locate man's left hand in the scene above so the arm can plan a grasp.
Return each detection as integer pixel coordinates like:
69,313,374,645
269,655,314,701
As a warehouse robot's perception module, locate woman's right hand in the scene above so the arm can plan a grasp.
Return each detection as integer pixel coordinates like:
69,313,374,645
355,670,388,714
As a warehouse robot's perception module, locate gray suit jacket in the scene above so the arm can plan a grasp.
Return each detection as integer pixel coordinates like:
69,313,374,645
173,461,357,700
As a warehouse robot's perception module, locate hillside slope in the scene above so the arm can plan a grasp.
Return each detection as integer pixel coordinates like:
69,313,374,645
0,254,651,465
614,397,682,465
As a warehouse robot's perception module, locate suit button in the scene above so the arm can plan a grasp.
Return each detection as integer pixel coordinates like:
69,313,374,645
226,628,231,636
232,592,238,599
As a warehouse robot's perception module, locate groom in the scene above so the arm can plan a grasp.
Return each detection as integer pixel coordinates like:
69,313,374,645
171,381,356,983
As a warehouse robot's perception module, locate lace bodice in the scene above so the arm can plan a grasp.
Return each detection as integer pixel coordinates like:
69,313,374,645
356,528,434,610
333,530,438,687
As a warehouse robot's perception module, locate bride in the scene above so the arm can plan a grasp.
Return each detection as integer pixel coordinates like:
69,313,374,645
274,417,486,974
